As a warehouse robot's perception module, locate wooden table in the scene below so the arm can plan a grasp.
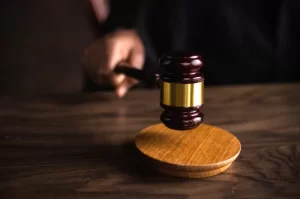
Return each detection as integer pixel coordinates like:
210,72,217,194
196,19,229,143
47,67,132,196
1,83,300,199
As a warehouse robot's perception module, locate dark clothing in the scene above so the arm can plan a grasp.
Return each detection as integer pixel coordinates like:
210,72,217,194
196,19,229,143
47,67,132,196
100,0,300,86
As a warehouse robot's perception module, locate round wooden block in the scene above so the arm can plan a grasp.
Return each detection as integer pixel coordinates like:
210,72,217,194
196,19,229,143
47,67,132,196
135,123,241,178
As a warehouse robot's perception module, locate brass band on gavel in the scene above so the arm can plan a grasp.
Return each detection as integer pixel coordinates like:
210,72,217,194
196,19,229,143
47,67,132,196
160,81,204,108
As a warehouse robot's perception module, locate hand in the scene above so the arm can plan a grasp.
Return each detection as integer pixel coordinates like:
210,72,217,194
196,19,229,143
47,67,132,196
82,29,145,98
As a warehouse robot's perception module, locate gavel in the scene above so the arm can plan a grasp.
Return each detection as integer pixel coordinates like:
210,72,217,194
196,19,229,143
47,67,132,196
131,52,240,179
115,52,204,130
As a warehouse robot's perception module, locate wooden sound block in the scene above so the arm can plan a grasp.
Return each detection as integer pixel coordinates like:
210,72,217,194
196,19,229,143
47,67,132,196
135,123,241,178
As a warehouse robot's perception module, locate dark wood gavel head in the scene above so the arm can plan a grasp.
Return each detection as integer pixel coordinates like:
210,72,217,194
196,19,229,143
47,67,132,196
158,51,204,130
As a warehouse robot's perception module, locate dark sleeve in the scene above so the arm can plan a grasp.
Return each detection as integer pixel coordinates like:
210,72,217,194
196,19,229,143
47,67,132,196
99,0,144,35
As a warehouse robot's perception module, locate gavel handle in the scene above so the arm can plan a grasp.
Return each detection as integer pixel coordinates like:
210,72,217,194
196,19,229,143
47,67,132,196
114,64,160,88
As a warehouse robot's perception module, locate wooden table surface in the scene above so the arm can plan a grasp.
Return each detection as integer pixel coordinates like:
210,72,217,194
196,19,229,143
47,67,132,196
1,83,300,199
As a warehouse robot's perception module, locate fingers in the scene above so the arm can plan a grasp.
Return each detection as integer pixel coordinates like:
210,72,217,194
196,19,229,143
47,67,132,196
116,77,139,98
114,43,144,97
83,29,145,98
104,42,126,87
105,36,144,96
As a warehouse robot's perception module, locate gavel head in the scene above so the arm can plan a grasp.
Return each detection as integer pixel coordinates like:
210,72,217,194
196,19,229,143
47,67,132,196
158,51,204,130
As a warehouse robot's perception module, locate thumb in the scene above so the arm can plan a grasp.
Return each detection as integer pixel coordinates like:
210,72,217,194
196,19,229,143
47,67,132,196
115,48,145,98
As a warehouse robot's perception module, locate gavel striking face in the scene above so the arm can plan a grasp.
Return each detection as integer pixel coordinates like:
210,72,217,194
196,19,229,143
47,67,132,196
158,52,204,130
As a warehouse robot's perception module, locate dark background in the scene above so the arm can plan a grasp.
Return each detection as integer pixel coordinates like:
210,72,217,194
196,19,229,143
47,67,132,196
0,0,99,95
1,1,299,95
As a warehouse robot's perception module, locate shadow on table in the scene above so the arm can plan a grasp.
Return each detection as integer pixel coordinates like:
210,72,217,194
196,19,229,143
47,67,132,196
90,141,195,184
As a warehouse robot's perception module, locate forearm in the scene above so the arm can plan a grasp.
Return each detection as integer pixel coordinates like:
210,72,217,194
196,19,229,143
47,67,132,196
91,0,142,35
90,0,110,23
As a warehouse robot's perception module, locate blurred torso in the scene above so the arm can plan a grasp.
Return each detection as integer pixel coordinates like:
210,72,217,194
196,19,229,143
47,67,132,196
138,0,300,85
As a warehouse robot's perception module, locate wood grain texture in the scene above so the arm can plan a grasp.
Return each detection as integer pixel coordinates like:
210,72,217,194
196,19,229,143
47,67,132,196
135,123,241,178
0,83,300,198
